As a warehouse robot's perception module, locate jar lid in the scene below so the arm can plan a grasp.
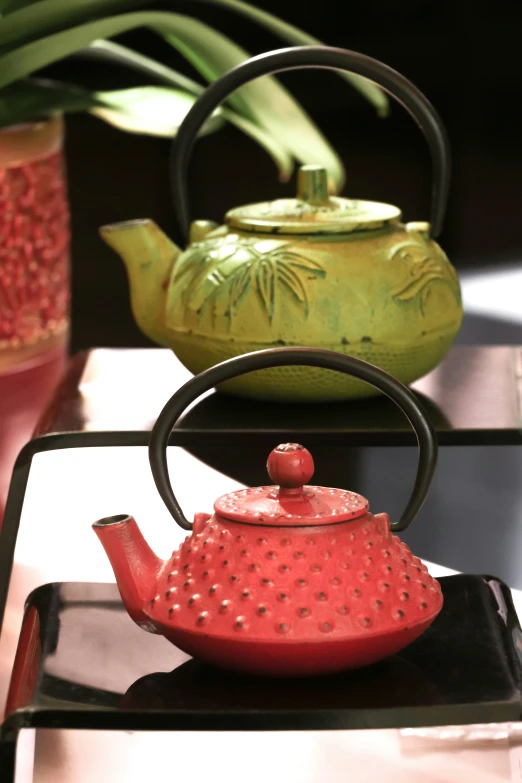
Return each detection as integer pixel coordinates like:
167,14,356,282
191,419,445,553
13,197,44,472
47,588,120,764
214,443,369,527
225,165,401,235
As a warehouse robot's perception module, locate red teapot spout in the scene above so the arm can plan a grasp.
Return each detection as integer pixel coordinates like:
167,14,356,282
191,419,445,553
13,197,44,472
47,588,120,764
93,514,163,634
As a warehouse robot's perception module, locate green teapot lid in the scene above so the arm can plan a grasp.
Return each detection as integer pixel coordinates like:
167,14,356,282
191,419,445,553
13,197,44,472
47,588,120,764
225,165,402,235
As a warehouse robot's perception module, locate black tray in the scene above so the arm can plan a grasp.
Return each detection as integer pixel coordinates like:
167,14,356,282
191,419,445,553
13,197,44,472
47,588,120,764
3,573,522,742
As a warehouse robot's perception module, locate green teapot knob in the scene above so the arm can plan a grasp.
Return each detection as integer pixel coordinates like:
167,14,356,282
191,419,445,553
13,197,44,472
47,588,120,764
297,165,330,206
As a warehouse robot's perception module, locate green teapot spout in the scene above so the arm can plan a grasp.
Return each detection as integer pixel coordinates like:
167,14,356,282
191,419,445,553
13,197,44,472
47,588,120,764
100,219,181,346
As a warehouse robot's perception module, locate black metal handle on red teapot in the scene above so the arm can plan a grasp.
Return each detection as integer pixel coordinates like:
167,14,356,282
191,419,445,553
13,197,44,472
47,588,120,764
170,46,451,241
149,348,438,533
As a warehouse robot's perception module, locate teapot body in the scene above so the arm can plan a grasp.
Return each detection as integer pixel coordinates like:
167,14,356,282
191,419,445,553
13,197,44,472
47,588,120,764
93,351,442,677
165,222,462,402
146,510,442,677
102,46,460,402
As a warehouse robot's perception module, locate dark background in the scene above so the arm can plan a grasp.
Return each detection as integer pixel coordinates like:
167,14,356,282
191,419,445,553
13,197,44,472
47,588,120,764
41,0,522,352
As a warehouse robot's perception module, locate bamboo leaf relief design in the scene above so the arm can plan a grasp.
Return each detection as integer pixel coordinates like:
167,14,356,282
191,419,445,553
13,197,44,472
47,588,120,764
174,235,325,325
255,257,274,321
278,264,308,311
229,262,251,313
279,252,326,275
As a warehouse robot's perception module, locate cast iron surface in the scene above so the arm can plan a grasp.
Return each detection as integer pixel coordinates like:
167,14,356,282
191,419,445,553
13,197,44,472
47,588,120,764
148,348,437,532
2,574,522,739
170,46,450,240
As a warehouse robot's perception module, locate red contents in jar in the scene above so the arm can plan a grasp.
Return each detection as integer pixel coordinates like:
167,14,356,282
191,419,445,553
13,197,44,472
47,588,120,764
0,152,70,348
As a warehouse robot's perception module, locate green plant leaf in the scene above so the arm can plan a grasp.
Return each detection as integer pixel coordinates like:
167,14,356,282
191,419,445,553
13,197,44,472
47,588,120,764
0,11,221,88
161,25,344,189
0,0,31,13
81,39,207,97
0,77,99,128
91,85,223,136
81,42,292,178
0,10,344,188
0,0,387,118
77,43,293,177
202,0,389,118
90,84,293,178
0,0,157,50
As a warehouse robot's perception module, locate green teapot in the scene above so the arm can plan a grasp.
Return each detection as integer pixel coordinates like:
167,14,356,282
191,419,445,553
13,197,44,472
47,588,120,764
101,46,462,403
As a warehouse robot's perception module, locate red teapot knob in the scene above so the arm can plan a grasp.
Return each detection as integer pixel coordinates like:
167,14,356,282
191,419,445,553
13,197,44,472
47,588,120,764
267,443,314,490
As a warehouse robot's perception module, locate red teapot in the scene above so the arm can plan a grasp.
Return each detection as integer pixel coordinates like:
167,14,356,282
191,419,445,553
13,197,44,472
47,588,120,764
93,348,442,677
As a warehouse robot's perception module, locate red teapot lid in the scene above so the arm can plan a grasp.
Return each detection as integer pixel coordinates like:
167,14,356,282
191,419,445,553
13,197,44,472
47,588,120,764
214,443,369,527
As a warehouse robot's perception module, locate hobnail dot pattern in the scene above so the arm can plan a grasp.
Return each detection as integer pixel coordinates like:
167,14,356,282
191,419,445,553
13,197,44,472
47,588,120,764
148,513,443,642
172,333,457,402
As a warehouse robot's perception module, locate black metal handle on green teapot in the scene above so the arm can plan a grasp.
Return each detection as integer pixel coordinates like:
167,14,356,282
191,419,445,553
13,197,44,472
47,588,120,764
170,46,450,241
149,348,438,533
